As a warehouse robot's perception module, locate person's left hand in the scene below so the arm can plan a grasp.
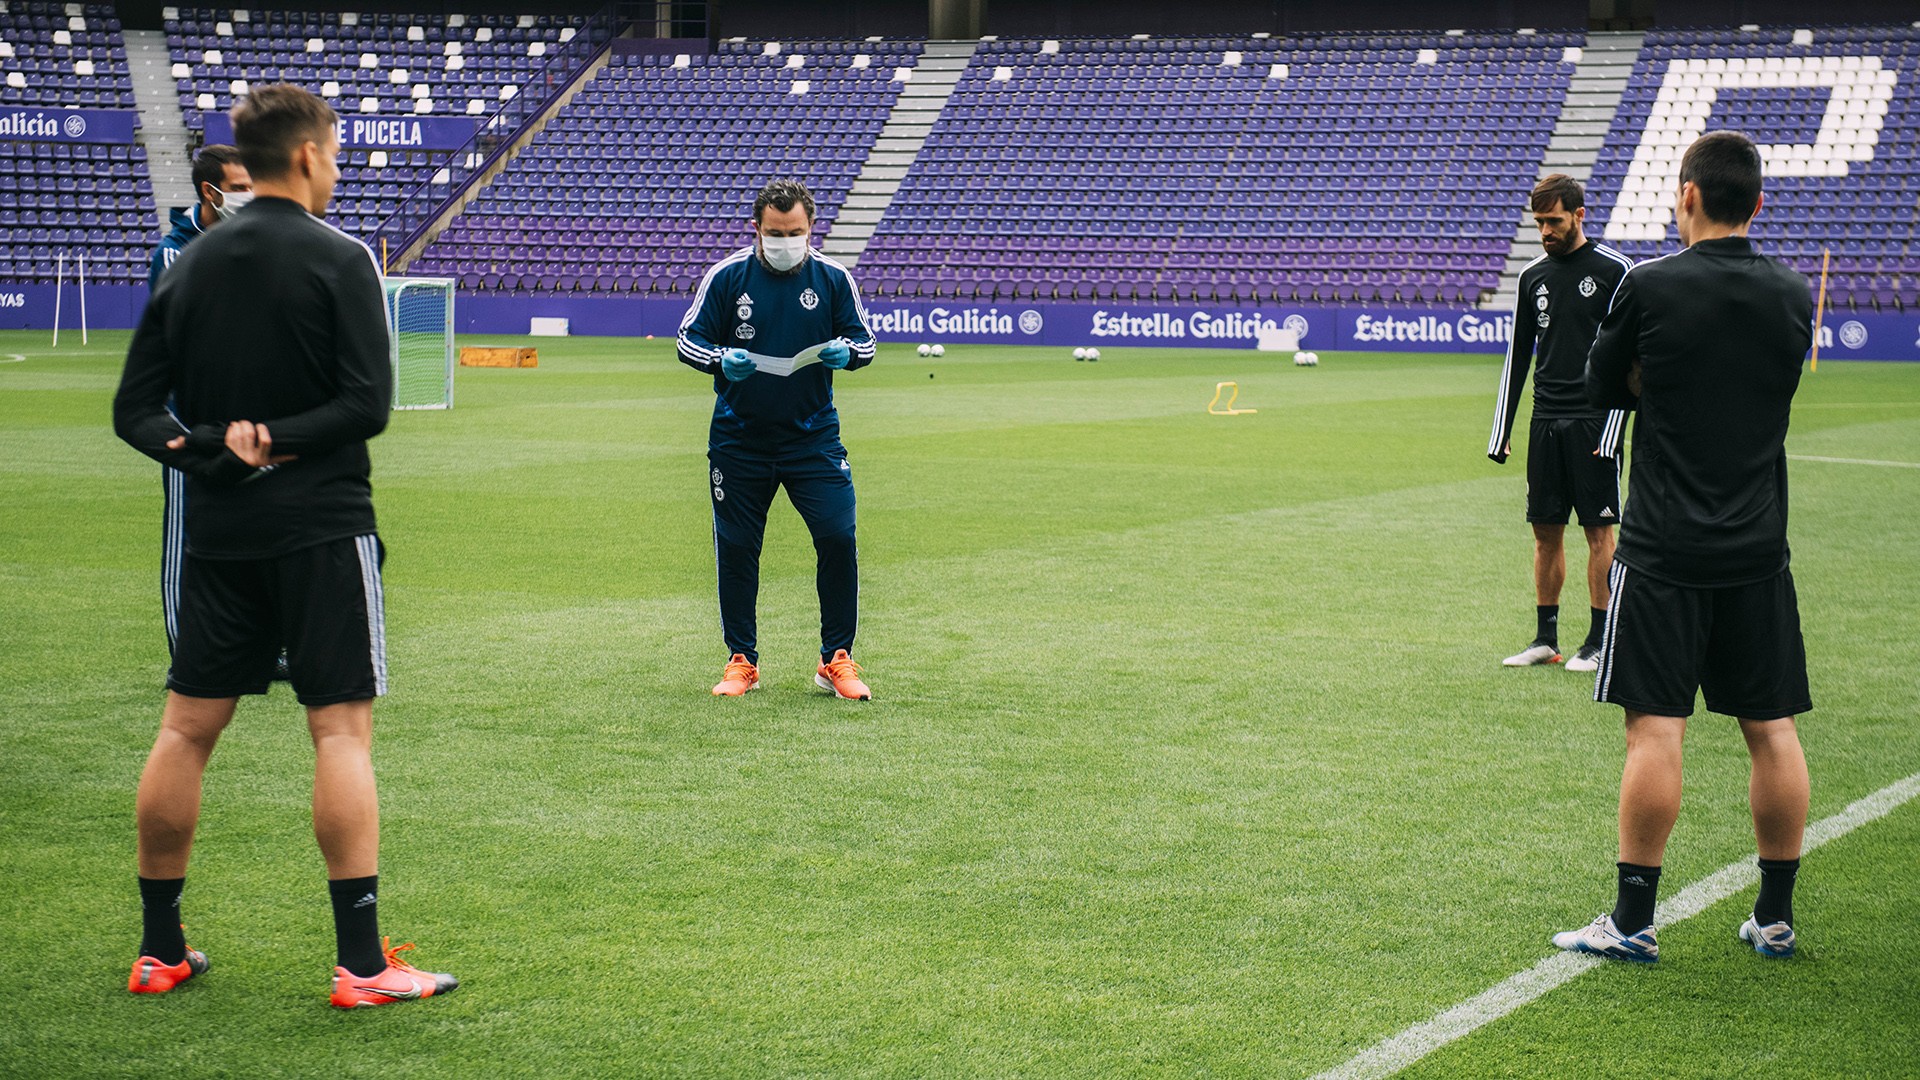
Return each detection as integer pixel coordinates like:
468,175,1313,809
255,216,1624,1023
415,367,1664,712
820,338,851,369
224,420,296,467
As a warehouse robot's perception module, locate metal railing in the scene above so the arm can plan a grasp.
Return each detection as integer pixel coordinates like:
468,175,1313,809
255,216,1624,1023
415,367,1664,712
372,2,626,264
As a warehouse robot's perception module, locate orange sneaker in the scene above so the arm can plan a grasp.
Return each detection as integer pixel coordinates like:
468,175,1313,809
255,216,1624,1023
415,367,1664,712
712,653,760,696
815,649,871,700
330,938,457,1008
129,948,208,994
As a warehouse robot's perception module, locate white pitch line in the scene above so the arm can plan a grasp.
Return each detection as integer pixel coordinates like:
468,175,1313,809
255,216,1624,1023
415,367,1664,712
1311,770,1920,1080
1788,454,1920,470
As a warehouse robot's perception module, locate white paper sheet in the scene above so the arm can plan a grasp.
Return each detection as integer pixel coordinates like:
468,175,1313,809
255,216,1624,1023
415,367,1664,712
746,341,834,377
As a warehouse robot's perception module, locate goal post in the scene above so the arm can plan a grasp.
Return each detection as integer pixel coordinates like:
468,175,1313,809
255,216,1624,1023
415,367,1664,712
383,276,456,410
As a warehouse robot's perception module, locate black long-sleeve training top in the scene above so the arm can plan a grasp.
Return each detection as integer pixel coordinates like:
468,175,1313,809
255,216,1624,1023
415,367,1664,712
1487,239,1633,462
114,196,393,560
1586,235,1814,588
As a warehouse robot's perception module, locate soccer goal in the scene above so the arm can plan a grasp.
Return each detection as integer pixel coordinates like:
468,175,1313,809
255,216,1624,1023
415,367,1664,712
382,276,456,410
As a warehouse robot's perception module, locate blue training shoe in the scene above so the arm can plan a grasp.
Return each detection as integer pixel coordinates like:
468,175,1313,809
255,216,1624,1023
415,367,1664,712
1552,914,1659,962
1739,915,1796,958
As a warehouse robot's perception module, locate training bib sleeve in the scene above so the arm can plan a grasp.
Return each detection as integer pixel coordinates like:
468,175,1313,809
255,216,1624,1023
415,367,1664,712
255,246,392,455
148,242,177,292
677,261,732,372
1587,271,1643,412
114,280,255,484
1486,278,1538,462
831,268,877,371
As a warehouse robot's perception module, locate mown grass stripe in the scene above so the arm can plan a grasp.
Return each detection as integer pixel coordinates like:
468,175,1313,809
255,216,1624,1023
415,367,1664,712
1311,770,1920,1080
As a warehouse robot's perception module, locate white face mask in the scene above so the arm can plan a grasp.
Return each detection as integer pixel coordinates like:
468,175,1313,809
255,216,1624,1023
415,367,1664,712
211,186,254,222
759,233,809,272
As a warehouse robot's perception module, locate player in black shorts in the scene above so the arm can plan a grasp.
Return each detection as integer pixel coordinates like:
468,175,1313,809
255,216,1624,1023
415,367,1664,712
1487,175,1633,671
113,84,454,1006
1552,131,1813,963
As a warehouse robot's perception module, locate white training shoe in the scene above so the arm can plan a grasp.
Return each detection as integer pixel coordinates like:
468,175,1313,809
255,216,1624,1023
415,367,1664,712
1503,643,1563,667
1739,915,1796,958
1565,644,1602,672
1551,913,1658,962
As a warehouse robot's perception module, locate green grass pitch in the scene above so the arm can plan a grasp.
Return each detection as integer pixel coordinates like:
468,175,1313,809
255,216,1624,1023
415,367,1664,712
2,331,1916,1078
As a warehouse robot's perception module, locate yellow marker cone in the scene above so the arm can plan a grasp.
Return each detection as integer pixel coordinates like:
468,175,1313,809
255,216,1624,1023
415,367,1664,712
1208,382,1257,415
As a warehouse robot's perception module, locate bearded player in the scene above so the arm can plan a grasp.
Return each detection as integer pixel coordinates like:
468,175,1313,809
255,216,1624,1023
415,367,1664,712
1487,174,1634,671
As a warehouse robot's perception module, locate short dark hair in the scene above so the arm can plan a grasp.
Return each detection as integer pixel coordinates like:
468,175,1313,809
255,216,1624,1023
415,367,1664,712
1679,130,1764,226
753,178,815,224
231,83,337,181
1530,173,1584,213
192,144,242,196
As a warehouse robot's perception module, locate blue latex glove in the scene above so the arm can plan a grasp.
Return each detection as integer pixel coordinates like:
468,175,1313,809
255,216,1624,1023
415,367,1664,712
720,348,754,382
820,338,851,369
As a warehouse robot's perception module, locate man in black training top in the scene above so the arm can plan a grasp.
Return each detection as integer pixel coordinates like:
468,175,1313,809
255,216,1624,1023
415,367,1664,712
148,144,256,667
1488,174,1633,671
114,83,455,1007
1553,130,1813,963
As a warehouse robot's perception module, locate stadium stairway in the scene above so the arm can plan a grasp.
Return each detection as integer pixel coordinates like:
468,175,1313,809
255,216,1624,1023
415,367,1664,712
124,28,195,228
821,38,973,268
391,43,612,271
1490,29,1644,309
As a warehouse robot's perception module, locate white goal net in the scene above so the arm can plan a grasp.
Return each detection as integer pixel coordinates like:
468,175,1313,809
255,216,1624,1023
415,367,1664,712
383,276,455,410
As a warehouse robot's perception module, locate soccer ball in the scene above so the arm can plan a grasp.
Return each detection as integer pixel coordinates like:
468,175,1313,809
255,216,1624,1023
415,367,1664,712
1073,347,1087,360
916,343,931,357
930,344,945,357
1294,351,1319,367
1085,347,1100,361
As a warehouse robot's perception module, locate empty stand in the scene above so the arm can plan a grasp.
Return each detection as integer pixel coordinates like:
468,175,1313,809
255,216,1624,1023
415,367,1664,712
9,9,1911,315
856,32,1577,306
0,0,133,106
410,39,919,294
0,1,153,283
1589,25,1919,310
164,6,585,242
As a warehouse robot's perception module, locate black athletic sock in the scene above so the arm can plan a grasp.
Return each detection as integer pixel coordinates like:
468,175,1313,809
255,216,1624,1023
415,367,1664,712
327,875,386,978
1535,605,1560,649
1611,862,1662,935
138,876,188,965
1584,606,1608,650
1754,857,1800,927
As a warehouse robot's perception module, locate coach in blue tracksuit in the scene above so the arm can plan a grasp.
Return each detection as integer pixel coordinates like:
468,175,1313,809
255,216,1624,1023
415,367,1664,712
677,179,878,700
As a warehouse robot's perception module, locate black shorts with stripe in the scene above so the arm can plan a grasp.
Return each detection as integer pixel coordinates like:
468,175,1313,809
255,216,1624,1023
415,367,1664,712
1593,560,1811,720
168,534,388,707
1526,417,1622,527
